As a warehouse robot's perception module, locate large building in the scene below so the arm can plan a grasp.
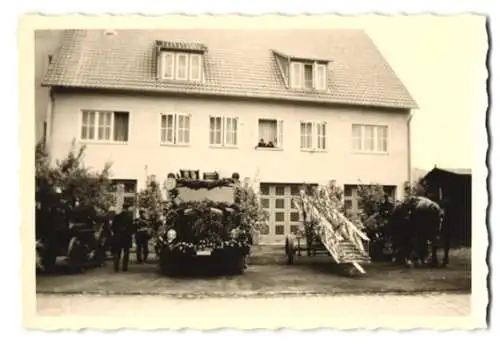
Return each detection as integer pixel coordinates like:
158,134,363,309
39,29,417,244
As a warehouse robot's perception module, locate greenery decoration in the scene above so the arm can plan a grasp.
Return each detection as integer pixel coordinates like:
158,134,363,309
157,174,265,252
136,173,164,230
35,141,115,217
175,178,236,190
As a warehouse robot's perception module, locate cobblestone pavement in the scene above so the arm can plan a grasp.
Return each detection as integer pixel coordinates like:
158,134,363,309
35,293,475,329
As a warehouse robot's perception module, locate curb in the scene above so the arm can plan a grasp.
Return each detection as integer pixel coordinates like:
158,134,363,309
36,289,472,299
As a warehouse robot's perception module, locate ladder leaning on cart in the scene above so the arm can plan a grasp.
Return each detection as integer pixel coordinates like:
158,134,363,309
284,188,371,275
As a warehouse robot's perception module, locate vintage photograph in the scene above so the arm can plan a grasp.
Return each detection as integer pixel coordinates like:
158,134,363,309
26,15,487,329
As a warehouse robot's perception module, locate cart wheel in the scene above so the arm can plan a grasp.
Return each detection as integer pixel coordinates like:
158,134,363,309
285,235,296,265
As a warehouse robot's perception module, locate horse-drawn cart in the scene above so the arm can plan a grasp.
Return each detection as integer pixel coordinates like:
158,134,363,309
284,184,371,275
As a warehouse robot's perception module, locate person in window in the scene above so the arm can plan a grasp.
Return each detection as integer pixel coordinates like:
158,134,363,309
110,206,135,272
257,138,267,147
134,209,151,264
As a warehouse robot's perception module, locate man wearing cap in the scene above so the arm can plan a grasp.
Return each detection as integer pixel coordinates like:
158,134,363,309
110,206,135,272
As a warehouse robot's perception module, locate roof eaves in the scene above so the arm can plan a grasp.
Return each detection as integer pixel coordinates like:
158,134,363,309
42,81,415,110
155,40,208,53
271,49,333,63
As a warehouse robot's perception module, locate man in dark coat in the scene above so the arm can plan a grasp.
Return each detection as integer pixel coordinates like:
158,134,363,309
134,209,151,263
111,206,135,272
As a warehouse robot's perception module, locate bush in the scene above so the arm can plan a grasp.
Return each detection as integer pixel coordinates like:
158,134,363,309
235,178,269,244
35,141,115,216
355,184,395,261
136,173,165,230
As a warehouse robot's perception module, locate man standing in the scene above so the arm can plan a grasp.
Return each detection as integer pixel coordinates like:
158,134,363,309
111,206,135,272
135,209,151,263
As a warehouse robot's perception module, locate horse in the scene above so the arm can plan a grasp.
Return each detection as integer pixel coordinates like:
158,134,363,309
389,196,447,267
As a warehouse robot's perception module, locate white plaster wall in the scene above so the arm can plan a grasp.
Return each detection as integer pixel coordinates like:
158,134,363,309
49,91,410,198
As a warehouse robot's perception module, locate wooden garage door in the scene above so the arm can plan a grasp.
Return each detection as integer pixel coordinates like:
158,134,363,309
259,183,303,244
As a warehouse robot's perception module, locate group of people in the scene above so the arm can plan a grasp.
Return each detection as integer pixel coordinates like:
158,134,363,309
106,206,158,272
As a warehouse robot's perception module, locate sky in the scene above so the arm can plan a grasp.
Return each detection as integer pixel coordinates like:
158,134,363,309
357,16,485,171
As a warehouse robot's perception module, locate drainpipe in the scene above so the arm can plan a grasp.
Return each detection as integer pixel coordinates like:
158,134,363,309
45,88,54,159
406,111,414,194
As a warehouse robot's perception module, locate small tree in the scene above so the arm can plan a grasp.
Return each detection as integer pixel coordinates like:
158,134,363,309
355,184,395,260
136,173,165,231
235,178,269,244
35,141,115,216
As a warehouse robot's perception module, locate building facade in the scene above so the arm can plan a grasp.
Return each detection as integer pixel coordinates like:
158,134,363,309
34,30,63,143
40,29,417,244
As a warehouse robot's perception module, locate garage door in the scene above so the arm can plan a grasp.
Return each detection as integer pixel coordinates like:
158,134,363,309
259,183,303,244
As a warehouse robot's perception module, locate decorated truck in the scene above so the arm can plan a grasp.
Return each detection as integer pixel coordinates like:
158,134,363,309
156,171,254,276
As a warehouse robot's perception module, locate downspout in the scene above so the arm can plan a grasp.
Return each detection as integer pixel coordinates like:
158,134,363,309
45,87,55,159
406,111,414,188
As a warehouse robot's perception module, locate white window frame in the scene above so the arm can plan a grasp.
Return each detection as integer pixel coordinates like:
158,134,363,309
209,116,223,146
314,64,327,90
303,63,314,89
79,110,129,144
224,117,239,147
160,113,191,146
290,61,328,91
160,51,204,82
175,53,189,81
257,118,284,149
189,54,202,82
300,121,327,151
290,62,303,89
209,115,239,147
352,124,389,154
161,52,175,80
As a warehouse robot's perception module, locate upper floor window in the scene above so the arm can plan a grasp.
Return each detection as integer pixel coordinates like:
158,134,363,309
209,116,238,147
257,119,283,149
300,121,327,151
160,51,203,82
290,62,327,90
80,110,129,143
352,124,388,153
160,113,191,145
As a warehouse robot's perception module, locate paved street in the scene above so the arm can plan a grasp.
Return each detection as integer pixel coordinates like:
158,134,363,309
34,293,474,329
36,249,471,297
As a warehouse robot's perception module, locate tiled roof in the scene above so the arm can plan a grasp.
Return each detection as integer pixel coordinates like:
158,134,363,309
42,29,418,109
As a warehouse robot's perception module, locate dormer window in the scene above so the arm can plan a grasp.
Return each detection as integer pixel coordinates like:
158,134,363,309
160,51,203,82
290,61,327,90
272,50,330,92
156,40,207,83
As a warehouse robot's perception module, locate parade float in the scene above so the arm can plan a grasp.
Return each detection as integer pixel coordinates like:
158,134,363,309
156,170,260,276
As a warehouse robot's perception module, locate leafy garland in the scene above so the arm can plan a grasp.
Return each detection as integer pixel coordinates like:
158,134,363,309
156,173,265,253
157,238,251,254
175,178,236,190
158,199,250,251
